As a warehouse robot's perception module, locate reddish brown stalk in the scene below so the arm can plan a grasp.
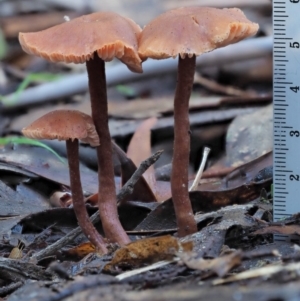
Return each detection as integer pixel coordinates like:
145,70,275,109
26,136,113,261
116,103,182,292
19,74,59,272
86,54,130,245
66,139,108,253
171,55,197,237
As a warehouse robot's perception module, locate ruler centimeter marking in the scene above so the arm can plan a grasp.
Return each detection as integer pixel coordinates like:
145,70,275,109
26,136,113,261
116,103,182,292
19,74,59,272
273,0,300,227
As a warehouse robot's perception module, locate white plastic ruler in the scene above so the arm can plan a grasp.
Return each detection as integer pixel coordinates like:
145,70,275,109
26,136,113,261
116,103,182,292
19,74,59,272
273,0,300,228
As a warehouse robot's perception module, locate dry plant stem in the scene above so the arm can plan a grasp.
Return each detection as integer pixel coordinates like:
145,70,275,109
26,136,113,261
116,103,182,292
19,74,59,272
189,147,211,191
0,281,23,296
171,55,197,237
194,72,255,97
66,139,108,254
86,54,130,245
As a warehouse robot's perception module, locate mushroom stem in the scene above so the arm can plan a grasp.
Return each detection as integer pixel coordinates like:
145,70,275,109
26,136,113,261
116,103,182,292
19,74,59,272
171,55,197,237
66,139,108,253
86,54,130,245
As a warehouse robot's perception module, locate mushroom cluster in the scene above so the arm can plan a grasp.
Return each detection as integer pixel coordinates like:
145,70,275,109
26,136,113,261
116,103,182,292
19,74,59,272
19,12,143,248
19,7,259,250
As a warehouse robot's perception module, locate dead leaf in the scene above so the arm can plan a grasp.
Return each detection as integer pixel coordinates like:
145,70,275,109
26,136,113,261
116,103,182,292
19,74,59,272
9,242,24,259
179,250,242,277
152,181,172,202
226,105,272,168
85,193,98,206
252,225,300,236
134,178,272,232
122,118,172,202
0,143,99,194
86,143,159,204
0,179,50,217
114,142,157,203
49,191,72,207
106,235,193,269
197,151,272,193
213,262,300,286
127,117,157,193
66,242,96,257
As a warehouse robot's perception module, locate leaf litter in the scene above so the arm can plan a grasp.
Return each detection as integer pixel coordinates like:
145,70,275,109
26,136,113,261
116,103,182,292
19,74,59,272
0,2,298,301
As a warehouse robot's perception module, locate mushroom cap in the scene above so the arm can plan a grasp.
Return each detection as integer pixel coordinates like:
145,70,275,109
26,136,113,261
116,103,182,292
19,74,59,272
22,110,100,147
19,12,143,73
138,7,259,60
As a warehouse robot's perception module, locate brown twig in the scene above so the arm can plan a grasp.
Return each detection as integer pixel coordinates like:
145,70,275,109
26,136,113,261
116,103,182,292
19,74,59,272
117,150,163,202
0,281,23,297
194,72,256,97
36,276,119,301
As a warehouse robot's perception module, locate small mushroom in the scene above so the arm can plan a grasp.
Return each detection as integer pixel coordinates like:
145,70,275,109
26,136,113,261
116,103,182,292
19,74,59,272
22,110,107,254
19,12,143,245
138,7,259,237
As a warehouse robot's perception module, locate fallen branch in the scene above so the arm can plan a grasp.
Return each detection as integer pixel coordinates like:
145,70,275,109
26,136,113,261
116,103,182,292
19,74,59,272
30,150,163,262
165,0,271,9
116,150,163,202
1,37,272,111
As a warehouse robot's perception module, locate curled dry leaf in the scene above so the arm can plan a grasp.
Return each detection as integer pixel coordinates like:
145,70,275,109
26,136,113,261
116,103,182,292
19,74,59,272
125,117,174,202
49,191,72,208
126,117,158,199
127,118,157,178
9,245,24,259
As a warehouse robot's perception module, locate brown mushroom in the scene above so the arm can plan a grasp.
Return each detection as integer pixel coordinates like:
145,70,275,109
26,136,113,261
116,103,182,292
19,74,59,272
19,12,142,245
19,12,142,72
22,110,107,254
138,7,259,237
